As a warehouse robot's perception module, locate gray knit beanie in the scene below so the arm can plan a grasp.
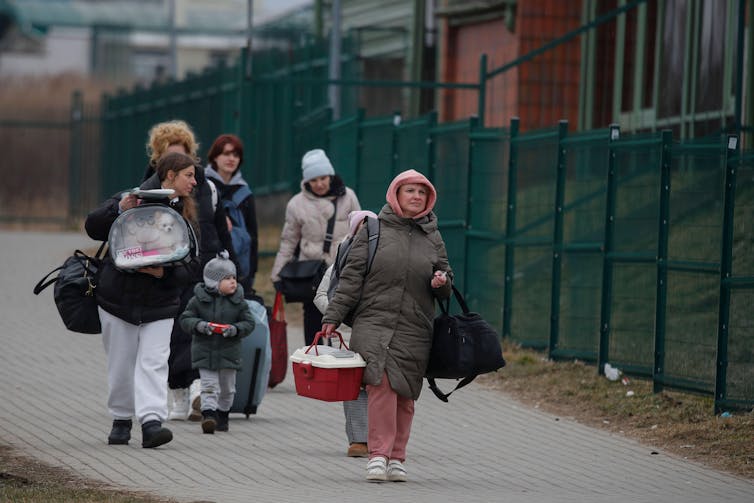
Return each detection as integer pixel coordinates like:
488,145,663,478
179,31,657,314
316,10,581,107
203,250,236,291
301,148,335,182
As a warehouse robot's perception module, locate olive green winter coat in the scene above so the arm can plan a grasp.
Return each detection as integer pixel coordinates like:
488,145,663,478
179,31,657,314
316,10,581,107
179,283,255,370
322,204,452,399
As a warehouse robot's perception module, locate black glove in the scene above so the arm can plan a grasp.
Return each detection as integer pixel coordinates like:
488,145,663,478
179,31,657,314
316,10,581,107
196,321,213,335
222,325,238,338
273,280,283,292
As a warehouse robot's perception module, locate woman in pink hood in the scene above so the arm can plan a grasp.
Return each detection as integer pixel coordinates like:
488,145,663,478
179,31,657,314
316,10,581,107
322,169,453,482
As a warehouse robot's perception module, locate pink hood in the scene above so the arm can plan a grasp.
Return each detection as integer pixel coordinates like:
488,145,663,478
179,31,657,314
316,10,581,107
385,169,437,219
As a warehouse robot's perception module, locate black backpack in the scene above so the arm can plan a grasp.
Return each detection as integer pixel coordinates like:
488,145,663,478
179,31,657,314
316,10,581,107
327,216,380,323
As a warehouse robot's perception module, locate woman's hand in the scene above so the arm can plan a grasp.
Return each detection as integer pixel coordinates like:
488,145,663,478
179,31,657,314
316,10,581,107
137,266,164,278
119,193,138,212
322,323,337,336
431,270,447,288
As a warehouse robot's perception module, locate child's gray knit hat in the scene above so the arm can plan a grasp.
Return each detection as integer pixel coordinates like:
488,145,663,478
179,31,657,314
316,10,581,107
203,250,236,291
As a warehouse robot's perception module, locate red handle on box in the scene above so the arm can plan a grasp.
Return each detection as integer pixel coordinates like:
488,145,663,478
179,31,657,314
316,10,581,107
306,330,349,355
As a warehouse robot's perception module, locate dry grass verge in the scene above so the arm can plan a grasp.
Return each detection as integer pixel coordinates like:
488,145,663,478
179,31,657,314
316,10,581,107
0,445,174,502
477,343,754,480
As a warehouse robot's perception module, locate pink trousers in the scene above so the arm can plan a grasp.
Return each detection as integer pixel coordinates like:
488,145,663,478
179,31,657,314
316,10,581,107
366,372,415,462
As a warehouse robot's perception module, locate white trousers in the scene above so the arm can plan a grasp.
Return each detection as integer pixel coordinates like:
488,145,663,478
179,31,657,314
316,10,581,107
99,307,172,424
199,368,237,412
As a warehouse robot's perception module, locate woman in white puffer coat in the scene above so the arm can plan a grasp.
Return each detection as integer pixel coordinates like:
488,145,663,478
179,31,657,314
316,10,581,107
270,149,361,345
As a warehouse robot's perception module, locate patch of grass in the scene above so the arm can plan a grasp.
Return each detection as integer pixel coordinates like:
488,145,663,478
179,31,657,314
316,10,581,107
0,445,174,502
478,342,754,480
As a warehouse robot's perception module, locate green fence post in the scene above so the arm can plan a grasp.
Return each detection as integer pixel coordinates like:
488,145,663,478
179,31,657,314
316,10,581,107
463,116,480,294
230,51,244,136
598,124,621,374
549,120,569,357
477,54,487,128
354,108,365,194
68,90,84,224
391,110,401,180
427,111,438,183
715,135,738,413
502,117,519,339
99,92,110,202
652,130,673,393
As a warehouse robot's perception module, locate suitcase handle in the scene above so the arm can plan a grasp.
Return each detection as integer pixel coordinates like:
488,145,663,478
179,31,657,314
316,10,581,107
306,330,348,355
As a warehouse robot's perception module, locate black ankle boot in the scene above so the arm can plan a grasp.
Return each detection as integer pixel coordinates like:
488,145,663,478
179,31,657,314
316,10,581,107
201,410,217,434
141,420,173,448
215,410,230,432
108,419,132,445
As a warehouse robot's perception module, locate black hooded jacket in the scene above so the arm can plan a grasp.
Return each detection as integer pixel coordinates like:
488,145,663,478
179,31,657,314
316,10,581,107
85,194,198,324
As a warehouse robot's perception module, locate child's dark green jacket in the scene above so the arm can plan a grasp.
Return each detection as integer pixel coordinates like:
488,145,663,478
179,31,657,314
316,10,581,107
180,283,255,370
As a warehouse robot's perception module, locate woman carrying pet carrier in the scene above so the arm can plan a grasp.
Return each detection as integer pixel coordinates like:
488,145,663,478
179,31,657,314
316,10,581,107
85,152,200,449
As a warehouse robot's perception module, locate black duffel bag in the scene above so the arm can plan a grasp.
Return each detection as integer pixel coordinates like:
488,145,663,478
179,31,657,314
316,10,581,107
277,259,327,303
33,243,106,334
425,285,506,401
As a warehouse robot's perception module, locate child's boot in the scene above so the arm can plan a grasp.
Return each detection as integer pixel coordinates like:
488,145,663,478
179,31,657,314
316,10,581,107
107,419,132,445
216,410,230,432
141,420,172,448
201,409,217,434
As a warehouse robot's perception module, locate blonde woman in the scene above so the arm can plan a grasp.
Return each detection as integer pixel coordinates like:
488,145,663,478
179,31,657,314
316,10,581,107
141,120,238,421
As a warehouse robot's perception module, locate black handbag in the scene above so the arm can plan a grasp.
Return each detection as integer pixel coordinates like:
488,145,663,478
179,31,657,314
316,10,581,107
33,243,107,334
278,259,328,303
425,285,506,402
278,199,337,303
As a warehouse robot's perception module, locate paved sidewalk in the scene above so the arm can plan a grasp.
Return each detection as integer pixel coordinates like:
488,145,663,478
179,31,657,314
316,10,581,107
3,230,753,503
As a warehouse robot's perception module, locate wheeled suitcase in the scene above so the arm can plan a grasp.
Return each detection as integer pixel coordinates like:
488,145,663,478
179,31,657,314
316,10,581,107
231,298,272,417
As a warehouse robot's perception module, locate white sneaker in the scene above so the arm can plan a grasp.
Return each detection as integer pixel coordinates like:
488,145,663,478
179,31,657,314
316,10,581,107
366,457,387,482
167,388,189,421
387,459,407,482
188,379,202,422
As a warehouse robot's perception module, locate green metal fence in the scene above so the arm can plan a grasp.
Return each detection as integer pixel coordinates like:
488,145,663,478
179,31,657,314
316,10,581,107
717,144,754,411
551,126,612,361
0,90,100,226
282,108,752,412
100,38,360,198
73,11,754,412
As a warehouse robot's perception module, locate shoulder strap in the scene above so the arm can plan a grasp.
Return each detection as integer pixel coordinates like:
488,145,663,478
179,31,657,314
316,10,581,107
33,242,107,295
207,179,218,212
322,198,337,254
427,375,477,403
364,216,380,274
229,185,252,206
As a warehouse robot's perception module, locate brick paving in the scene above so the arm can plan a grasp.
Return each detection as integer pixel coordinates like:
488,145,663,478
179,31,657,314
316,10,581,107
3,230,753,503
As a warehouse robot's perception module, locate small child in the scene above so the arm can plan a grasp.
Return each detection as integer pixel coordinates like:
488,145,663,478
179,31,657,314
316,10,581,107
179,251,255,434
